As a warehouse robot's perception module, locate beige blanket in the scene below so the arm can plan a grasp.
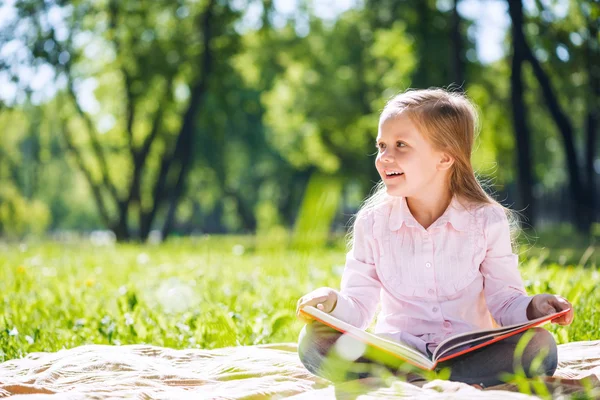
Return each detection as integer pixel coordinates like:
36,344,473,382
1,341,598,399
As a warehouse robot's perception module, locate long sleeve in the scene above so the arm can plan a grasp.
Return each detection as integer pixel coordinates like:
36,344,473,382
480,207,533,326
329,211,382,330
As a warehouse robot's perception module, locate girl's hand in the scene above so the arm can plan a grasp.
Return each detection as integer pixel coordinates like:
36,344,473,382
296,287,338,324
527,294,574,325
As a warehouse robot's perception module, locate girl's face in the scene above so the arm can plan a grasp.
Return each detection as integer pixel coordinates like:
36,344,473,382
375,113,452,198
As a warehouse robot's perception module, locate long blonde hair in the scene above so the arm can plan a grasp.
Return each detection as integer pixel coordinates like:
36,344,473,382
347,87,519,248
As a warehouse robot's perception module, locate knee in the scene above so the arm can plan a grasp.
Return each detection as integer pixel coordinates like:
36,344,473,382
521,328,558,377
297,322,340,375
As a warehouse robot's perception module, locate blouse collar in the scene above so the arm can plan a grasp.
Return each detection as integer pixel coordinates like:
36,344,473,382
388,195,471,232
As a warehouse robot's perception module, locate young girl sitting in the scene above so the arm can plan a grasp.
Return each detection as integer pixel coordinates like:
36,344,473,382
295,88,574,388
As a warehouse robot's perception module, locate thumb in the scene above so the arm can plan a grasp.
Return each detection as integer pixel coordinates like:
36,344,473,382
544,304,557,315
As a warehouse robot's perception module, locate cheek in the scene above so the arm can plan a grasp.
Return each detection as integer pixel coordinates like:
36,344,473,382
410,153,434,169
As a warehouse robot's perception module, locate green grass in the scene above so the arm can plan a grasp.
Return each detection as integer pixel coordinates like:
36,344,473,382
0,233,598,372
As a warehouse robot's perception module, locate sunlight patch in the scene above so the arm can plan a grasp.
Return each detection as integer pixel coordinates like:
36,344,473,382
334,333,367,361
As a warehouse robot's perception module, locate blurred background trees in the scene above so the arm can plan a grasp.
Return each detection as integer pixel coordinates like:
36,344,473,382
0,0,598,241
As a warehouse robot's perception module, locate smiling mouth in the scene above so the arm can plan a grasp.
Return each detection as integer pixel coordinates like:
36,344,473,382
384,172,404,178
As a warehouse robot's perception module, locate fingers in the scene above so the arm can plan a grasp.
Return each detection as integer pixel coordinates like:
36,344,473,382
295,303,314,324
543,304,557,315
549,296,574,325
297,313,314,325
550,295,571,311
295,298,311,323
298,295,330,311
565,307,575,325
296,293,330,324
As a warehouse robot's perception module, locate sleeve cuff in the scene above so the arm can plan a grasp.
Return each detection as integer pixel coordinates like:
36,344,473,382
328,290,354,325
329,289,378,330
507,295,534,325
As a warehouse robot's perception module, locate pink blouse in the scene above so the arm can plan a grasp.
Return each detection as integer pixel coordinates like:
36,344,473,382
329,195,533,355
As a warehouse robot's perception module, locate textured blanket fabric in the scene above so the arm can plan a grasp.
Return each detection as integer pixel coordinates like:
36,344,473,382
0,340,598,399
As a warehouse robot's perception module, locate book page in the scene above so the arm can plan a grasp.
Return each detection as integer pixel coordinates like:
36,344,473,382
299,306,435,370
432,308,570,362
433,324,527,360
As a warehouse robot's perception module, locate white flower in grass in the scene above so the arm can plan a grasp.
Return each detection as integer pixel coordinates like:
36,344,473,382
176,323,190,332
8,327,18,336
137,253,150,265
124,313,134,326
232,244,245,256
25,335,34,344
155,278,198,313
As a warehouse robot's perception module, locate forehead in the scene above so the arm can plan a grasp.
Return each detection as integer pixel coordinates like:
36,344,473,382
376,114,421,140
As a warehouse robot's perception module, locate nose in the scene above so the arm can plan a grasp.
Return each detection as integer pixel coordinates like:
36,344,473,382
380,147,394,162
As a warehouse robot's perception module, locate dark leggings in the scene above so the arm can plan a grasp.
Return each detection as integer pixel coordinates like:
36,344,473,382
297,321,558,387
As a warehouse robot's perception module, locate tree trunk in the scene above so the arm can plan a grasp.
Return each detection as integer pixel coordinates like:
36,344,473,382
508,0,590,233
414,0,432,87
507,0,535,228
143,0,216,242
584,14,599,226
450,0,464,89
280,167,314,227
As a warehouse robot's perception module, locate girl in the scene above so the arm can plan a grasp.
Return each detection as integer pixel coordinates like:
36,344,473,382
295,88,574,388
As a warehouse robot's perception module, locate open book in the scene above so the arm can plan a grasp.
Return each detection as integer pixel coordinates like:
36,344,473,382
299,305,570,370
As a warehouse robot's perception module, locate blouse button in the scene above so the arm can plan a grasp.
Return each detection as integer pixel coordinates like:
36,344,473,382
425,262,432,268
432,307,438,312
428,289,435,295
443,321,451,329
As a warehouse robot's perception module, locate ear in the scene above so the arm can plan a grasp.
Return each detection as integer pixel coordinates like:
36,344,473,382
437,152,454,171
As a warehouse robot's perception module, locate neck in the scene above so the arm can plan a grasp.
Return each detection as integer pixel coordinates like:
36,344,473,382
406,188,453,230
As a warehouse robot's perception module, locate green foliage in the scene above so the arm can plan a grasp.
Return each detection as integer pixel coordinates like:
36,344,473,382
292,172,343,249
0,0,597,239
262,10,416,178
0,184,51,237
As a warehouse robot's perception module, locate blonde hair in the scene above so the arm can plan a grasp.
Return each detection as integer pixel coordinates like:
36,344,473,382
347,87,520,248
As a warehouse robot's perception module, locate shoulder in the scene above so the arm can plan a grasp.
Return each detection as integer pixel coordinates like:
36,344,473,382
356,198,393,220
470,201,509,227
354,198,394,233
472,203,513,250
354,207,376,232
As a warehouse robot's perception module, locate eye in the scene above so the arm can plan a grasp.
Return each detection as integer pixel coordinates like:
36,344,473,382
376,141,405,151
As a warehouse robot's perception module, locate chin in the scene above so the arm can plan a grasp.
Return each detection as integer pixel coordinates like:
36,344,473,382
384,186,406,197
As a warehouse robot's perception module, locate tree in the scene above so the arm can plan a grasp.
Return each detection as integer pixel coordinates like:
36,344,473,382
5,0,245,241
507,0,536,227
507,0,599,233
